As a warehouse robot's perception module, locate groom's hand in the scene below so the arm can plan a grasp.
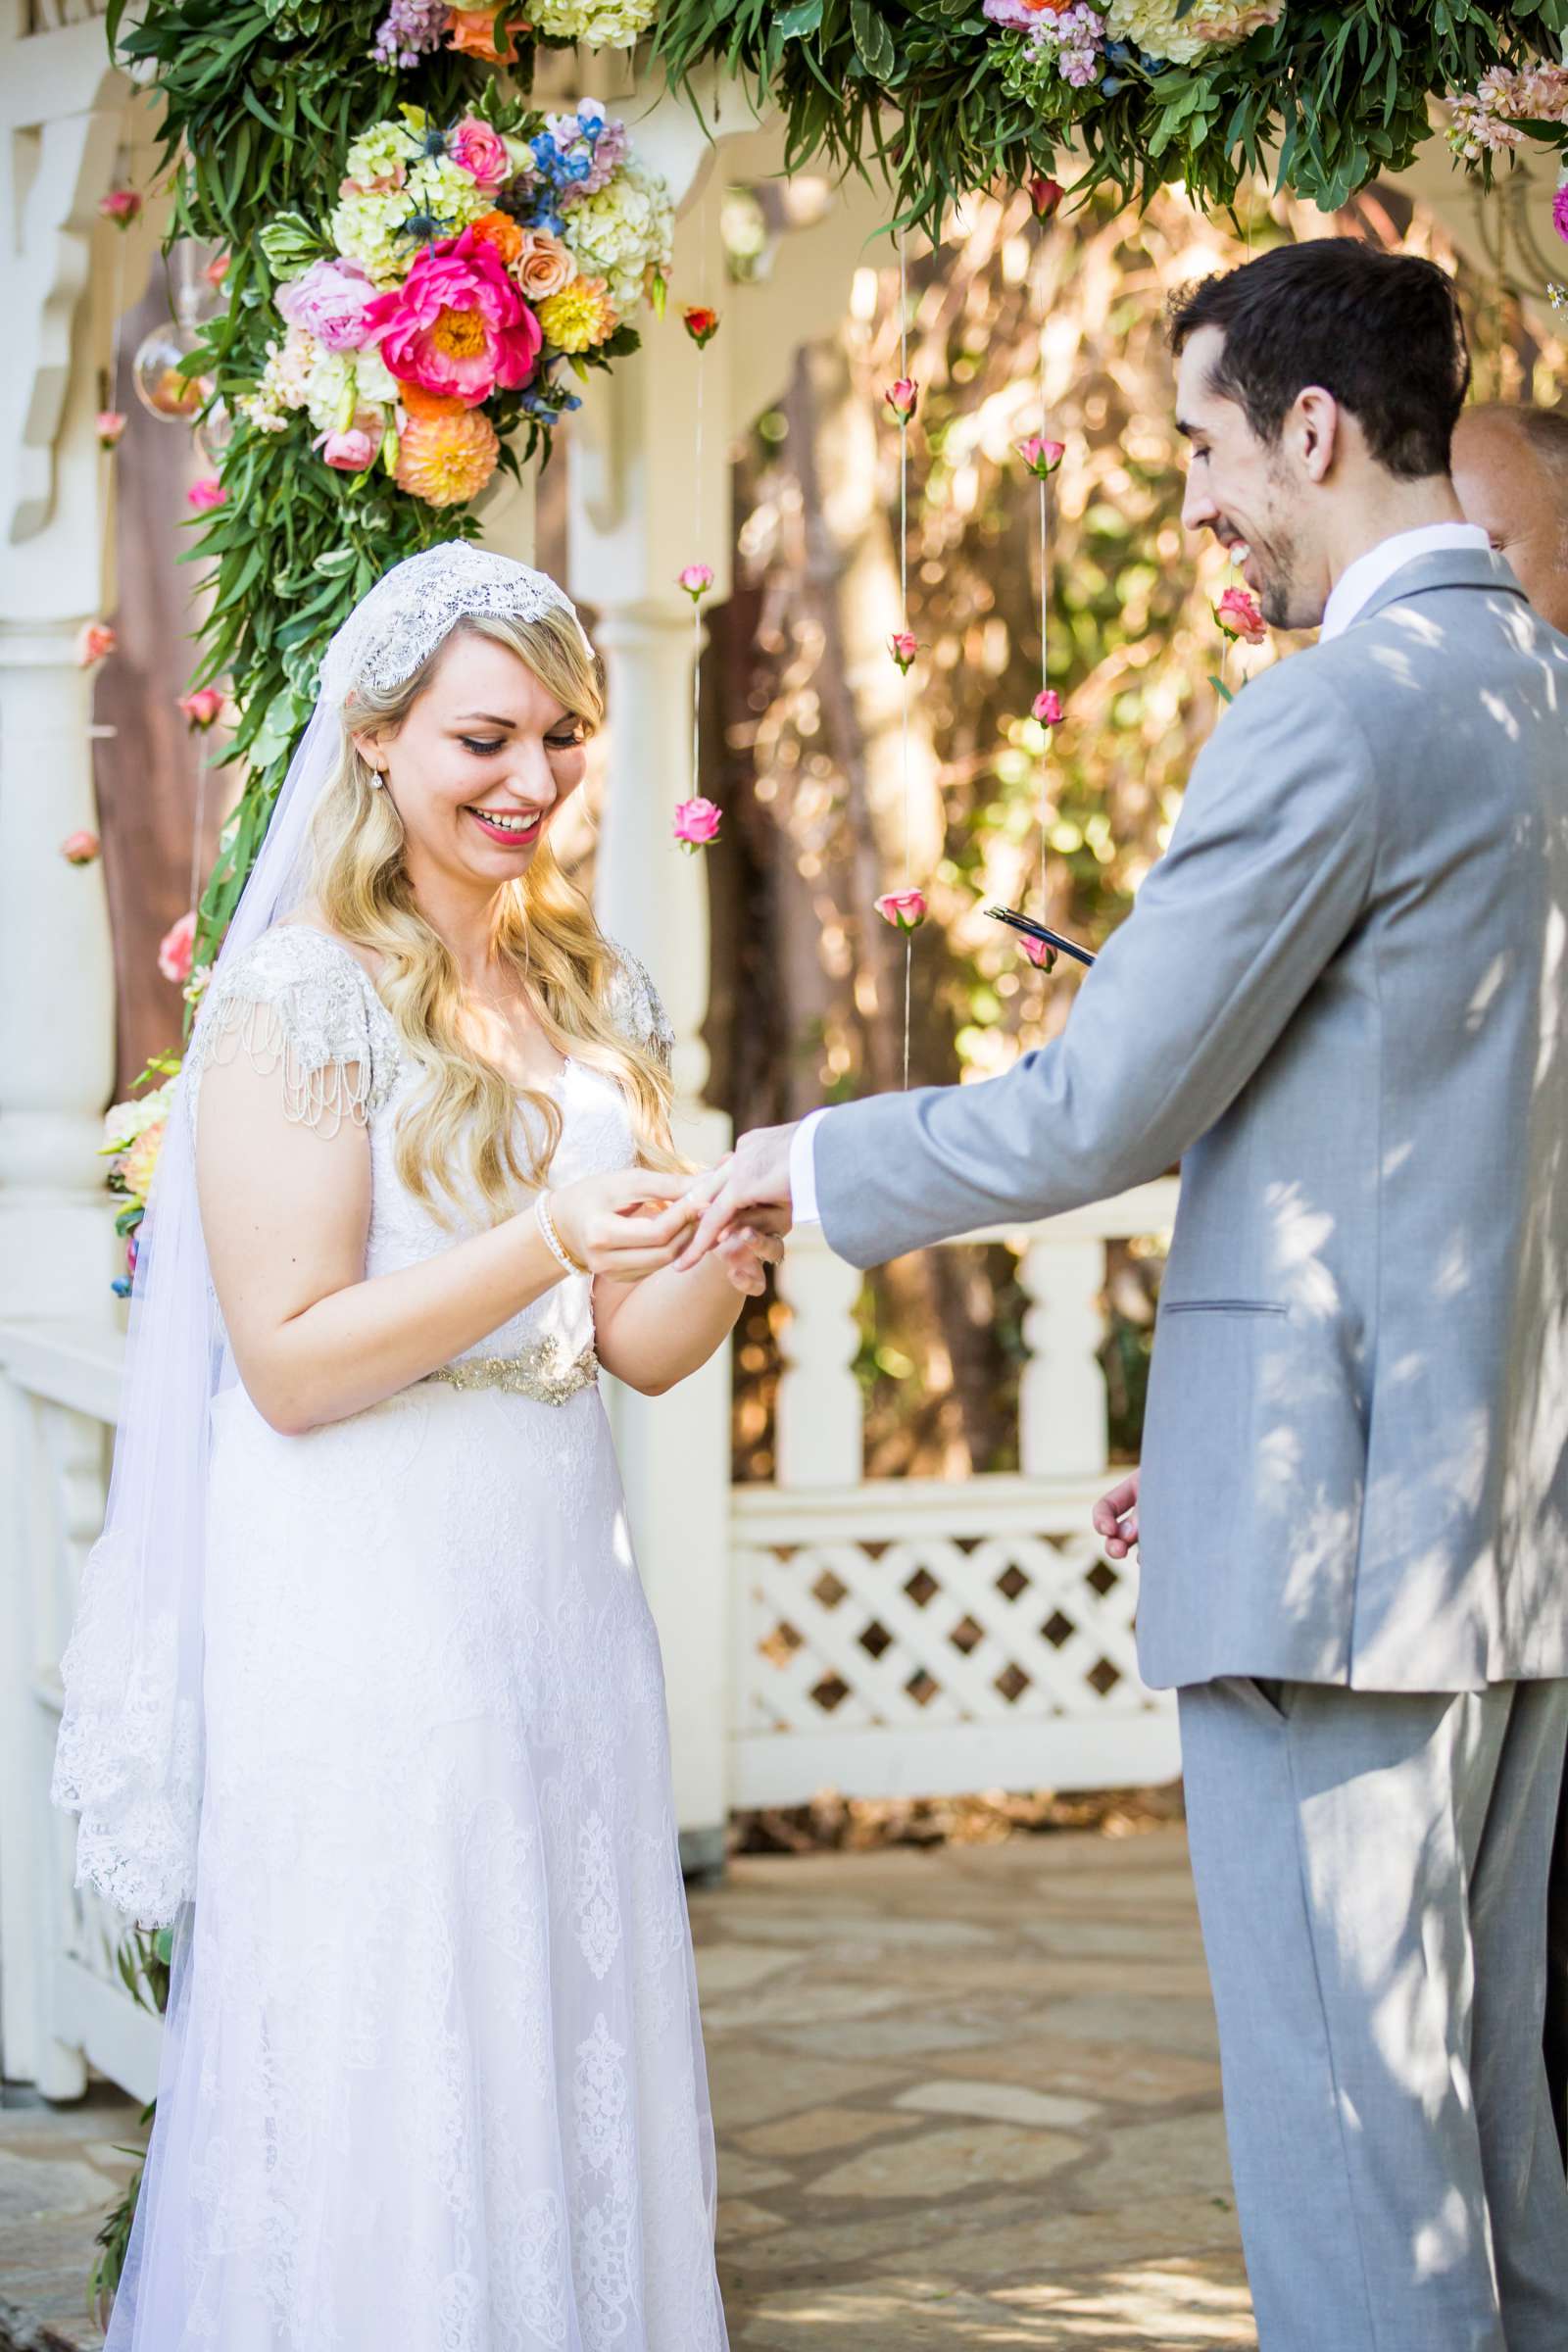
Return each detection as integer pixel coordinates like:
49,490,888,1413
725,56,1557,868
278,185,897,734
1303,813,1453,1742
676,1122,799,1271
1093,1468,1140,1560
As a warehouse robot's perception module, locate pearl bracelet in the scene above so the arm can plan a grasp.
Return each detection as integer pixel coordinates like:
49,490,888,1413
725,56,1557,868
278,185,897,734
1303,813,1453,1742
535,1192,588,1279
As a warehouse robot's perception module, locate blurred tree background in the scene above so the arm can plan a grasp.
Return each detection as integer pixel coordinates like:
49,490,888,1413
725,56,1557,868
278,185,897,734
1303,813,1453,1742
690,176,1567,1487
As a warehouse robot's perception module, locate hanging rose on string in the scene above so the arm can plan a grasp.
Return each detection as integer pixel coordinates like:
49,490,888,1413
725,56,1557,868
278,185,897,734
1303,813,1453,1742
1021,933,1058,971
682,305,720,348
889,630,918,673
884,377,919,425
187,475,226,513
1033,687,1064,727
1018,434,1065,478
204,251,231,288
678,563,714,602
875,888,928,934
178,688,224,731
1215,585,1267,643
1030,175,1065,220
99,189,141,228
77,622,117,668
97,411,127,451
673,797,721,853
158,911,198,986
61,830,101,866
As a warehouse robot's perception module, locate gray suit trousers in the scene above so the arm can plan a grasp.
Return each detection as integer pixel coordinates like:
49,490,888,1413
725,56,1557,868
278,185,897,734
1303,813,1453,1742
1178,1677,1568,2351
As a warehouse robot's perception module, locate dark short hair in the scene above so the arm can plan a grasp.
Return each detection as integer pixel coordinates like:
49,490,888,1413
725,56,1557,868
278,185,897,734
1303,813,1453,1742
1168,239,1471,480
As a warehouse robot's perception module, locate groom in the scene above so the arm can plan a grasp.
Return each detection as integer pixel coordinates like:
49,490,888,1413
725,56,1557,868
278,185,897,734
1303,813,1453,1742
683,239,1568,2348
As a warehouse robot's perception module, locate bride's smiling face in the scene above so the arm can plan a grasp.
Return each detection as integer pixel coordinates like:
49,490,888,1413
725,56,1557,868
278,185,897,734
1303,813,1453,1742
355,627,588,884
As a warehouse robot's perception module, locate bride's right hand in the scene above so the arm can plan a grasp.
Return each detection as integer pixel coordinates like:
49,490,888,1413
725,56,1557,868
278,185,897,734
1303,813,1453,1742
543,1167,696,1281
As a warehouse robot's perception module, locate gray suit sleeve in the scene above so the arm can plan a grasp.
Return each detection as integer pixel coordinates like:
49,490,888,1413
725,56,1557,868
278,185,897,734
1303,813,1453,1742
815,661,1378,1269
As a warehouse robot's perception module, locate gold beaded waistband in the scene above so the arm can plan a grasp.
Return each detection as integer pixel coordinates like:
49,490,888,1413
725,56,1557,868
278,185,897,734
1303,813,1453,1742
423,1338,599,1405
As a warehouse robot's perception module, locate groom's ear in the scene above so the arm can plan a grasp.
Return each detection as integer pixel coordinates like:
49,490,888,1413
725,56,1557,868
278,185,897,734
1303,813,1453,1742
1292,384,1341,484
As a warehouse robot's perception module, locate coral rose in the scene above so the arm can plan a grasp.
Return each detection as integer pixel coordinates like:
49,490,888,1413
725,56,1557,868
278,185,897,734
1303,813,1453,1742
78,622,117,666
363,228,541,407
158,910,197,985
513,229,575,303
178,688,224,730
1215,585,1267,643
395,408,500,508
61,830,101,865
469,209,525,268
445,6,526,60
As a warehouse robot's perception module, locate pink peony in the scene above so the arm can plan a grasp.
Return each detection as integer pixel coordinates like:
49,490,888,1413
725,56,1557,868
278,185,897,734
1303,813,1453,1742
875,888,928,934
318,425,379,472
158,910,197,985
673,797,722,851
362,229,541,409
889,630,918,672
187,475,225,512
276,257,380,352
1033,688,1063,725
1554,182,1568,246
450,118,512,188
1215,585,1267,643
178,687,224,729
61,830,101,865
1019,434,1065,477
884,377,918,425
678,563,714,601
97,410,126,449
99,188,141,226
78,622,117,667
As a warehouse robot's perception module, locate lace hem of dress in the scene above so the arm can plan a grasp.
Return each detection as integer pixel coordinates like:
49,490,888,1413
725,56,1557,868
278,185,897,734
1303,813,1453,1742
191,995,379,1139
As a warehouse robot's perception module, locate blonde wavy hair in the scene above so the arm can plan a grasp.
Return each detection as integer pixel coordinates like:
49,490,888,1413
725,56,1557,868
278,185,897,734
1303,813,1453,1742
304,606,680,1227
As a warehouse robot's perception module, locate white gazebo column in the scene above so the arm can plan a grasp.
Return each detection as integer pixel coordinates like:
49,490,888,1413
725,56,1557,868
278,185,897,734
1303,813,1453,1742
569,314,735,1868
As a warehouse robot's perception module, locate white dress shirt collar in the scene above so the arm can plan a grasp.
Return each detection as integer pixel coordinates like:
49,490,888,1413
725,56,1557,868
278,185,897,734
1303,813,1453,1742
1319,522,1491,643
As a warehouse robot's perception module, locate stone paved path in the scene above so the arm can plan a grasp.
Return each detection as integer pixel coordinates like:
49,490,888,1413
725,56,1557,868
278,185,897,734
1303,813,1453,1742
1,1824,1253,2350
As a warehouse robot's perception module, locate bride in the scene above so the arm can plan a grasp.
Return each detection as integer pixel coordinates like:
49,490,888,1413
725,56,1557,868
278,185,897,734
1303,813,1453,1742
52,544,772,2349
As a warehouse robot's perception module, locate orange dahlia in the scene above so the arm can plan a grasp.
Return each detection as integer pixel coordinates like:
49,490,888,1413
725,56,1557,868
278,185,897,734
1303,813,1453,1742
395,408,500,508
469,208,525,268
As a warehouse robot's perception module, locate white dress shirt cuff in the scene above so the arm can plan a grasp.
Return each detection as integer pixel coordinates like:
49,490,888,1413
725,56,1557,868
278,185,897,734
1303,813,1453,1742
789,1108,828,1226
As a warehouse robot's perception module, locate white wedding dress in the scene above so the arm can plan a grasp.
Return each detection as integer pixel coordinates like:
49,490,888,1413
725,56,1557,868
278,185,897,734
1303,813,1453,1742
107,923,729,2352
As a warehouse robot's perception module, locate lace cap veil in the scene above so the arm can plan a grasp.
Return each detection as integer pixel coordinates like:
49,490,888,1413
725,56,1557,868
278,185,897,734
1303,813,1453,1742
52,544,583,1929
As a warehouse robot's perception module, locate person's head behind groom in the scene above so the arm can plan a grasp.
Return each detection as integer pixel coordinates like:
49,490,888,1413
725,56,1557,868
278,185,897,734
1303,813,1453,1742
1451,401,1568,634
1170,238,1471,632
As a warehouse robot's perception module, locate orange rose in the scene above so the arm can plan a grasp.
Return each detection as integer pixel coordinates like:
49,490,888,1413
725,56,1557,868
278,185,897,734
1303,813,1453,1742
469,209,525,268
445,7,527,60
513,228,575,303
399,382,467,421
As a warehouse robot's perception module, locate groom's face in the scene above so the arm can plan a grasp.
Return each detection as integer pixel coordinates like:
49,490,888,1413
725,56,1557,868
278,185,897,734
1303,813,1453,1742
1176,324,1320,631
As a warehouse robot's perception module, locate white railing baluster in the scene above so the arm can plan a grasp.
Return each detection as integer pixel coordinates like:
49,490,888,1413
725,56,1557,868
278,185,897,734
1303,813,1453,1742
1019,1233,1110,1480
774,1231,864,1489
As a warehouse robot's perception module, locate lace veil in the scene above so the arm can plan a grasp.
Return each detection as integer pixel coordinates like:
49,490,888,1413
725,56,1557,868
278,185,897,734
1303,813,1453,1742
52,543,585,1928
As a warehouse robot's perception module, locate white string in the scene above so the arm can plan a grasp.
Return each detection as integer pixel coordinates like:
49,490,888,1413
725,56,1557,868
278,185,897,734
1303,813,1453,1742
898,226,911,1092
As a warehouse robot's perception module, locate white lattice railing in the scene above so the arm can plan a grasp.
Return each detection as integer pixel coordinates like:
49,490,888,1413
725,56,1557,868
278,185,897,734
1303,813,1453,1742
730,1184,1182,1809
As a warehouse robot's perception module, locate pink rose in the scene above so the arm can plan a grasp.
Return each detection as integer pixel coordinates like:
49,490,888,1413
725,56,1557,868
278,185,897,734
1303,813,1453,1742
1032,688,1063,725
889,630,918,672
1022,933,1058,970
61,830,101,865
318,425,378,472
158,910,197,985
187,475,225,512
362,229,541,409
678,563,714,601
875,888,928,934
99,188,141,226
178,687,224,729
276,257,379,353
1215,586,1267,644
673,797,722,851
78,622,117,667
1019,435,1065,478
97,410,126,449
450,118,512,189
884,377,918,425
512,229,575,303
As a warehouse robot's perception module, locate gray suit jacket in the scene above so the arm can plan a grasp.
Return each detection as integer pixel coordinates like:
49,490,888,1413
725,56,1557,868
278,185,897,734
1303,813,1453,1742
815,549,1568,1692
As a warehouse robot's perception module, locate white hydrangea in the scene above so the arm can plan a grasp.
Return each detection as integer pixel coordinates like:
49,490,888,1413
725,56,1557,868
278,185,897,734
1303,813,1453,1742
560,157,673,313
303,346,355,435
1104,0,1282,66
102,1079,176,1154
355,344,400,406
331,132,491,285
528,0,658,45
